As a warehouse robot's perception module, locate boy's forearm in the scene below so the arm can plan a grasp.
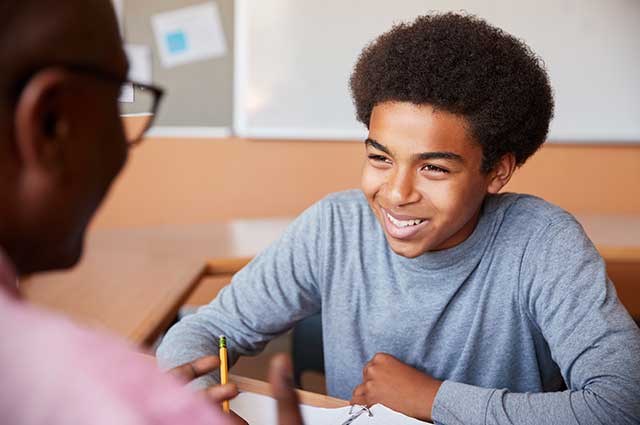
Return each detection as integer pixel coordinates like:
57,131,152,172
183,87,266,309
432,381,640,425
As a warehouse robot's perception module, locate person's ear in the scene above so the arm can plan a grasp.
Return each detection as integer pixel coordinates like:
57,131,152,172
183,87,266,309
487,153,517,194
13,68,73,179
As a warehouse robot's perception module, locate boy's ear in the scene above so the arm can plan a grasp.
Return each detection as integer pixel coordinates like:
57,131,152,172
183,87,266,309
487,153,517,194
13,68,72,178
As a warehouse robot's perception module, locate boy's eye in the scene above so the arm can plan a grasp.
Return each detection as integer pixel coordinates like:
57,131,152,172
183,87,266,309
368,154,391,164
422,164,449,174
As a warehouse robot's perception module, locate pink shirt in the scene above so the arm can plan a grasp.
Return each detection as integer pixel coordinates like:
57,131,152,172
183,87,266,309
0,248,231,425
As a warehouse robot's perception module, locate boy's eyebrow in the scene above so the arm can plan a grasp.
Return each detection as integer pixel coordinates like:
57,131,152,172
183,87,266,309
417,151,464,163
365,138,464,163
365,138,391,155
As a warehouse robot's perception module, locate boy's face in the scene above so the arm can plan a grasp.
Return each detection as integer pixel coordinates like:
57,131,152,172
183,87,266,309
361,101,494,258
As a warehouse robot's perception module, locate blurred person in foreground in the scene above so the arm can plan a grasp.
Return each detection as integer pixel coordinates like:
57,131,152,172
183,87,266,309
0,1,303,424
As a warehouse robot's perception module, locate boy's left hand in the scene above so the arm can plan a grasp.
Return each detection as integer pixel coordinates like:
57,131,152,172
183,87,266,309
350,353,442,422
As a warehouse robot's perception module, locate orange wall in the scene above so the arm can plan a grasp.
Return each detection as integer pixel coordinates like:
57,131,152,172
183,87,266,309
92,138,640,229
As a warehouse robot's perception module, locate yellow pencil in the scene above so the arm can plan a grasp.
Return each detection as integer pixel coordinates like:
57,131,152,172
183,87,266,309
218,335,229,413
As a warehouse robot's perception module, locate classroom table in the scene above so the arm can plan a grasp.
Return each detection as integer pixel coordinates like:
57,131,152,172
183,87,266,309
232,374,347,408
21,214,640,348
21,219,290,346
137,352,346,408
577,214,640,262
577,214,640,319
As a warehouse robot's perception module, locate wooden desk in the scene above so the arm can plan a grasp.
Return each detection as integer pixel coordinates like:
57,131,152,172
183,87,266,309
232,374,347,408
21,219,290,346
577,214,640,262
137,352,345,408
576,214,640,319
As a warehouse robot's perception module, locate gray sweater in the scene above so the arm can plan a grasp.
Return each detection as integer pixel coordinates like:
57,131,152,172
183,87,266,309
157,190,640,424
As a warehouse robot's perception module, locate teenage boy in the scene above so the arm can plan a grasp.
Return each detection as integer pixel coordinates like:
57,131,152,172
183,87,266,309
157,13,640,424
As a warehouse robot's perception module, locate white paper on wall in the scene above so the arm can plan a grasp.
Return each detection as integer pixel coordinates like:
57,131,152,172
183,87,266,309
111,0,124,36
151,2,227,68
125,44,153,84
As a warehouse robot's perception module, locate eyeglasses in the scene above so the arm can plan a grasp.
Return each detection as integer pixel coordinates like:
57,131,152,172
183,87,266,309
118,81,164,146
15,63,165,147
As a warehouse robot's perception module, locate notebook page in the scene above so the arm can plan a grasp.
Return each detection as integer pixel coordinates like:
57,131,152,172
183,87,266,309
367,404,433,424
230,391,350,424
230,391,433,425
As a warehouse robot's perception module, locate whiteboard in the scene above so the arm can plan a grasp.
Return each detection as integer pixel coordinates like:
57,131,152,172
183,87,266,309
234,0,640,142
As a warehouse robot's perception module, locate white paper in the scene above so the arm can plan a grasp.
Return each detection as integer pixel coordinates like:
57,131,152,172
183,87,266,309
118,83,134,103
151,2,227,68
111,0,124,36
125,44,152,84
230,391,432,425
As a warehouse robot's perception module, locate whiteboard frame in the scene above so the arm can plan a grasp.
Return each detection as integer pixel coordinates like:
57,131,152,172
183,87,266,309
233,0,247,137
148,126,232,139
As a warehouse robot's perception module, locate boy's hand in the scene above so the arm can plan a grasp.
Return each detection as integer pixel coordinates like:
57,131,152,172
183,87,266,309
350,353,442,422
169,355,248,424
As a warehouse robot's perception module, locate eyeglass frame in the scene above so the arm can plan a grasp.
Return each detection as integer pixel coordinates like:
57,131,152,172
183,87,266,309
12,62,165,147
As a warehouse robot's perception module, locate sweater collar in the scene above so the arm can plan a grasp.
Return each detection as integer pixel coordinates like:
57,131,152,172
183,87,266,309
392,195,498,272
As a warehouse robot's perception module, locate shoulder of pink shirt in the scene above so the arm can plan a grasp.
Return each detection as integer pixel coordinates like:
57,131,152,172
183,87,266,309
0,260,233,425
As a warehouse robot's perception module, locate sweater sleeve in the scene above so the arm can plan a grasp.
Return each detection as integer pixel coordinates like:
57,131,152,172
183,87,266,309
432,216,640,425
155,201,326,388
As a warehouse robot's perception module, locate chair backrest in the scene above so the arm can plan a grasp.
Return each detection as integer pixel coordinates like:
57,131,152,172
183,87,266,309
291,313,325,387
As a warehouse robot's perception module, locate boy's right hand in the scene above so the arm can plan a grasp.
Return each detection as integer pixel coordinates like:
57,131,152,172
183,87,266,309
269,354,305,425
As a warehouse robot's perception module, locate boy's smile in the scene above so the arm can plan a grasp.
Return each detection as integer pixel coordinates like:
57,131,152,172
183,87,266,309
361,101,499,258
380,207,430,240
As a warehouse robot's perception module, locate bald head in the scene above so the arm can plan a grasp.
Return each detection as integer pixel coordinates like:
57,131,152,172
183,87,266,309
0,0,127,112
0,0,130,274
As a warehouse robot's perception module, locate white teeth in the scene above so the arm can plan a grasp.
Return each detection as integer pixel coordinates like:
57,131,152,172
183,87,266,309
386,212,424,227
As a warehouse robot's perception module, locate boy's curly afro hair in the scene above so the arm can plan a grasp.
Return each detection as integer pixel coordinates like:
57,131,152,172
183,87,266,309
349,12,554,172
